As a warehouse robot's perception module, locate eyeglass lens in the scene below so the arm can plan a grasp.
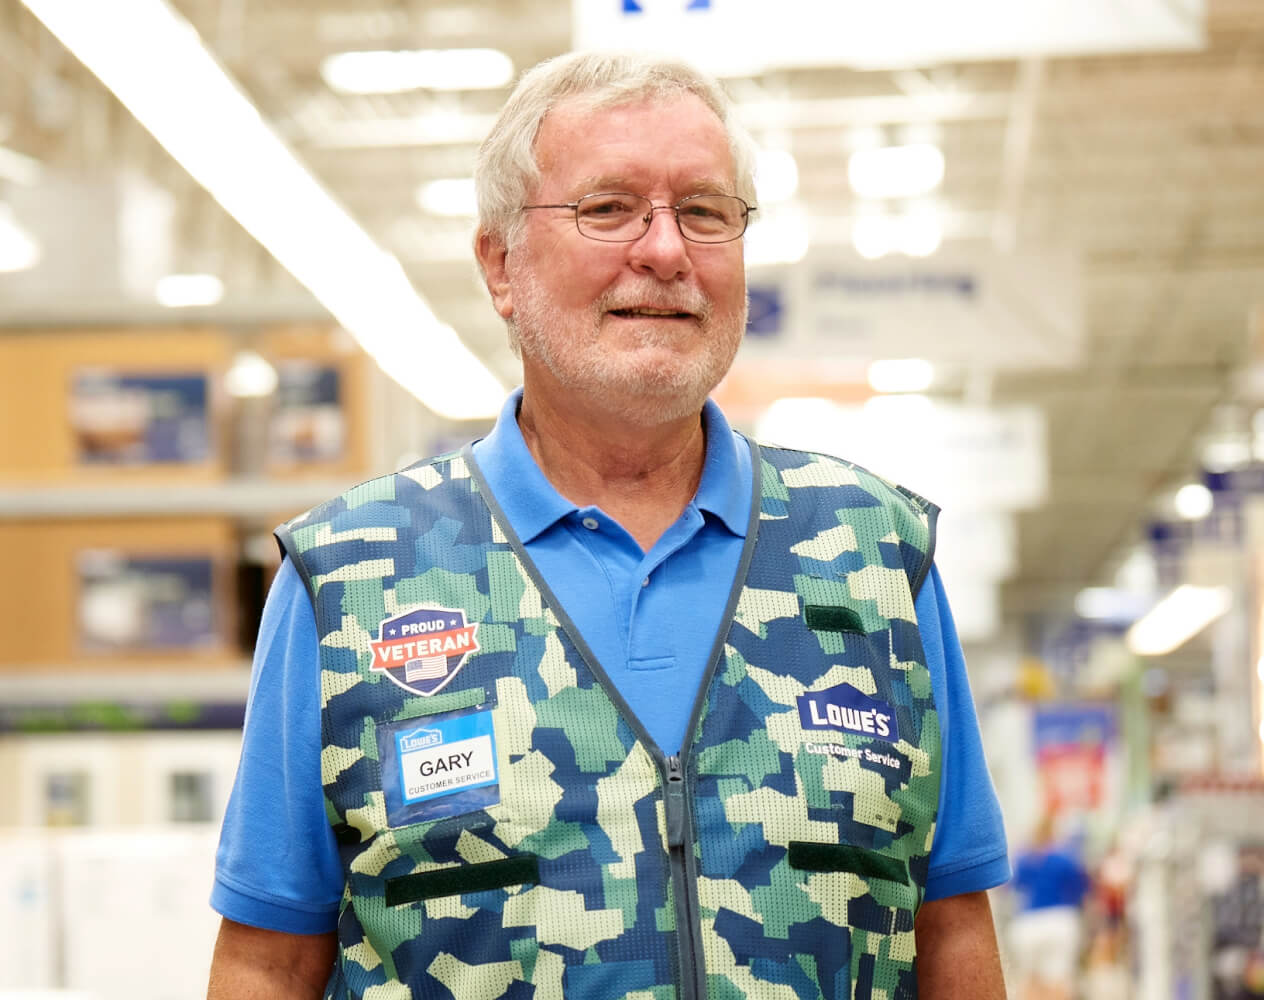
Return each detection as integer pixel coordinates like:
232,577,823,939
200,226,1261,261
575,193,747,243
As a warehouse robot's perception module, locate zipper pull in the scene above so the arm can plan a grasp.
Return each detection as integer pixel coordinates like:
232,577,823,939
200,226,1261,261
665,754,686,848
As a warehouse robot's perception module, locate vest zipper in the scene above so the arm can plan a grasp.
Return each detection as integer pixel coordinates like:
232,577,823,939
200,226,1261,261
665,754,704,1000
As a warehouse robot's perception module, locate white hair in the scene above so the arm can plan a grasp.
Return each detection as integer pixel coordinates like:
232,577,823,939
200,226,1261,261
473,50,758,264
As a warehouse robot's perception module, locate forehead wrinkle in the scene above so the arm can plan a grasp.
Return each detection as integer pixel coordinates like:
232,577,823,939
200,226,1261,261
566,174,736,199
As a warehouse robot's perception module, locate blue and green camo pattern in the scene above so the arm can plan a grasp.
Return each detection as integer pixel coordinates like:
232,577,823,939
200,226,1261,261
278,438,941,1000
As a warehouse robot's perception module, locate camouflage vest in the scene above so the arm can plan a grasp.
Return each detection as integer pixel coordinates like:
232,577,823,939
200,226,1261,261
278,439,941,1000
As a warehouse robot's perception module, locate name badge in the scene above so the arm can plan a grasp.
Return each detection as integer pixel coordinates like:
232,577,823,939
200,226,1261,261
379,706,500,827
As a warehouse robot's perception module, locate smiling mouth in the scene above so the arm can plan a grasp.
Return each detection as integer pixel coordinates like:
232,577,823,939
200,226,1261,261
609,307,695,319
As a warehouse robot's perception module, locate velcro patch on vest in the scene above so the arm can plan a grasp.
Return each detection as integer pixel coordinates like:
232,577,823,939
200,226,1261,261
787,841,909,884
803,604,866,633
370,605,479,697
378,706,500,827
385,855,540,906
797,683,900,743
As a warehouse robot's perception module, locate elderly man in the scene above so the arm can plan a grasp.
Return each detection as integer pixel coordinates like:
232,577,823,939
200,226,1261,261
208,50,1009,999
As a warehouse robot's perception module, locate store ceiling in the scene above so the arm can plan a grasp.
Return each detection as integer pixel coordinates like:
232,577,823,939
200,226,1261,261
1,0,1262,648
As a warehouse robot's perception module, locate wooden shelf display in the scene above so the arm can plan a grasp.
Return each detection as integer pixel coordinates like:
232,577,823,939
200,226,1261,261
0,323,371,674
0,328,230,484
258,324,368,478
0,323,369,484
0,516,237,669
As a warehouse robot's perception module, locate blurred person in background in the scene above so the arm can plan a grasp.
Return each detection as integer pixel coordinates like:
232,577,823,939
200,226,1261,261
1081,839,1132,997
1007,810,1092,1000
206,49,1010,999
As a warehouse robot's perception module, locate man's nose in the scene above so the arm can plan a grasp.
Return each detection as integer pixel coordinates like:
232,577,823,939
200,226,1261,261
628,206,692,280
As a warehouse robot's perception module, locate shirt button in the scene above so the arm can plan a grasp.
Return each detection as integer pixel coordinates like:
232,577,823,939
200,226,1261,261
642,577,650,587
581,517,599,530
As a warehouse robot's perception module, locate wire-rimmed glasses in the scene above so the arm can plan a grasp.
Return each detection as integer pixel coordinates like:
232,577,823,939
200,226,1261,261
522,192,756,244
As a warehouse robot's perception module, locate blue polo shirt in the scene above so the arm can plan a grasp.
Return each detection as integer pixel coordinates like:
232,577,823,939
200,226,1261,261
212,390,1009,932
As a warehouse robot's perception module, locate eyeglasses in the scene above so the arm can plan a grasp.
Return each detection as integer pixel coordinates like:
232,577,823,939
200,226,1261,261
522,192,756,244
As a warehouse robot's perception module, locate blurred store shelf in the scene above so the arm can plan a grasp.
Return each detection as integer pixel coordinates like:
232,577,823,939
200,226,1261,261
0,478,360,518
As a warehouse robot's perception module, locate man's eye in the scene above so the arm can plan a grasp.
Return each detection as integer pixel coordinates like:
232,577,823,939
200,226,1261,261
580,196,636,217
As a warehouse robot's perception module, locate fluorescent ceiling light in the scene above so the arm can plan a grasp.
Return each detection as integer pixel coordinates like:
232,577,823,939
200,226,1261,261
224,350,279,398
851,215,892,260
899,213,943,257
155,272,223,307
851,211,943,260
321,48,514,94
1173,482,1213,520
1075,587,1121,620
848,143,945,199
416,177,477,217
755,149,799,205
1074,586,1150,622
744,204,810,267
1126,584,1233,657
0,203,41,272
1201,435,1251,472
20,0,504,420
861,393,933,426
868,359,934,394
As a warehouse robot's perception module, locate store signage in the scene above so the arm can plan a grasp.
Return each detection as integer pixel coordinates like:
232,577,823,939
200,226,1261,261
756,401,1047,513
744,246,1083,370
1033,703,1118,813
575,0,1205,75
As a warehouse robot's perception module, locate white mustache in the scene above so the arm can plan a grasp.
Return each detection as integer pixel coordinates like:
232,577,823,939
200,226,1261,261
598,283,712,321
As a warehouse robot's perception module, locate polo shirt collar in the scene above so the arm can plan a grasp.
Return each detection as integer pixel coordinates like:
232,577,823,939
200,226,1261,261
470,387,749,544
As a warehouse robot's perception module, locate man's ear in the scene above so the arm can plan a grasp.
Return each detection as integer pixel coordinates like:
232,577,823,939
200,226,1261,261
475,229,513,319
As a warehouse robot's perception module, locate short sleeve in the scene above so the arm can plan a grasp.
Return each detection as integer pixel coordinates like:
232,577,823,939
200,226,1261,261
917,565,1011,901
210,558,343,932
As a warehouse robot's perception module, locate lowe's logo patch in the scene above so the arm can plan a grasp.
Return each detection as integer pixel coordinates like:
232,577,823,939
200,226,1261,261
371,606,479,696
798,683,900,743
399,727,442,752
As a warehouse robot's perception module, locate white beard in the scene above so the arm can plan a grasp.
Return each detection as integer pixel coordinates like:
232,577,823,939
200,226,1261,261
508,267,747,426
